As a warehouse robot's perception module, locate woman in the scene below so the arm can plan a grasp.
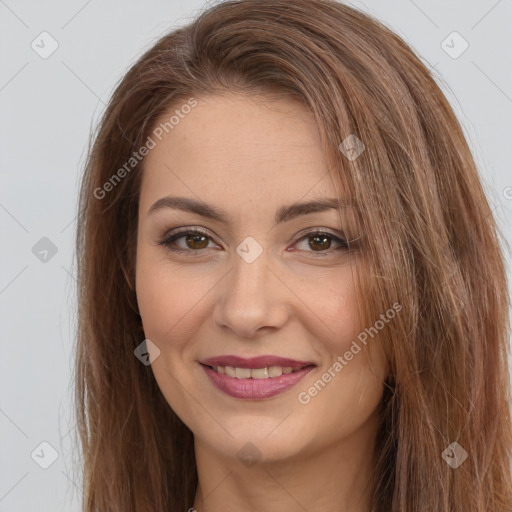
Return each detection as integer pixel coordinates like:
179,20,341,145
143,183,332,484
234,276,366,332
74,0,512,510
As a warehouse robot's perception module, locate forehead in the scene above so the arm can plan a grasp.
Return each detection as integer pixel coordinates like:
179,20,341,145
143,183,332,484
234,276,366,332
139,94,334,208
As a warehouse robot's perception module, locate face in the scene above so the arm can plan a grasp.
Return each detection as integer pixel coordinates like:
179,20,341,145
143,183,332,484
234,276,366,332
135,93,388,465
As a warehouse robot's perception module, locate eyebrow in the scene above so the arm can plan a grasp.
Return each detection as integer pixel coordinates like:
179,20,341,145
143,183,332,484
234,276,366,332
147,196,351,225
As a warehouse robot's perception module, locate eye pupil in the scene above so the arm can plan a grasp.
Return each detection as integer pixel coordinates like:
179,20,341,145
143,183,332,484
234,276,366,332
187,233,209,249
309,235,331,251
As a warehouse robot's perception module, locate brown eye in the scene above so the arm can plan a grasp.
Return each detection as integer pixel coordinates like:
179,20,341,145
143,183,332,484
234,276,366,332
158,228,351,258
183,232,209,250
159,228,217,255
294,231,349,255
308,234,333,251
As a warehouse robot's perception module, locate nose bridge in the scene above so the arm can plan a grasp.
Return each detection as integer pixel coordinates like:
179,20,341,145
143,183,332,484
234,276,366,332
232,245,268,293
214,242,288,336
227,245,271,309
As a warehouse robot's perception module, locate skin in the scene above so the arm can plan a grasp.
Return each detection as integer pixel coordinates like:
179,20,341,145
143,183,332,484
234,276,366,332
135,93,389,512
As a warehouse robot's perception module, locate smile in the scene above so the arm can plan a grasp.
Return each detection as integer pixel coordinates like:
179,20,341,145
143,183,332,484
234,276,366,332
200,363,315,399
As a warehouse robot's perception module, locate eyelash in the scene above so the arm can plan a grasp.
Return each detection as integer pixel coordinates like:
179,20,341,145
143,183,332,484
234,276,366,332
157,227,351,258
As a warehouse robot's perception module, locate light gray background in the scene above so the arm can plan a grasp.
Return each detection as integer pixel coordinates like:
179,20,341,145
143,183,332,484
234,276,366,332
1,1,511,510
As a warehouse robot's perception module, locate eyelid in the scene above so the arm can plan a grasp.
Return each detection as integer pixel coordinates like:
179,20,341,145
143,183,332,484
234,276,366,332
160,225,216,243
294,226,347,240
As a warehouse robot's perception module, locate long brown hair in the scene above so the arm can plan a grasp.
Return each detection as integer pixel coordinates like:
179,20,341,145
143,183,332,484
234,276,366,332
73,0,512,510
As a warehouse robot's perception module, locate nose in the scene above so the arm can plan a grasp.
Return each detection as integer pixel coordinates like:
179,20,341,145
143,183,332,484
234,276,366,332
213,249,289,339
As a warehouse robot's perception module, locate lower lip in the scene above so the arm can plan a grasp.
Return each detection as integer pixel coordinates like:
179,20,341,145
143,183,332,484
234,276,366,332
201,364,315,400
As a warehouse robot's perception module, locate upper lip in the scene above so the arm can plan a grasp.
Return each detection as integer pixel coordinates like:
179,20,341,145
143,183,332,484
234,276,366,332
199,355,316,371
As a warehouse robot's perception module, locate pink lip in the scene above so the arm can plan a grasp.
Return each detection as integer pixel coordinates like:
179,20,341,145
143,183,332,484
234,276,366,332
200,355,315,371
200,363,315,400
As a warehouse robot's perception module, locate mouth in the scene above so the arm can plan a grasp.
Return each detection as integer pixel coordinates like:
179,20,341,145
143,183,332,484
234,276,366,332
198,355,317,400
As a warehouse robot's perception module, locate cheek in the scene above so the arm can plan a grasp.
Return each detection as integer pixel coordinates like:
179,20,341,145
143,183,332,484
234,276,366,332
135,248,216,343
134,250,208,428
296,267,363,352
291,269,386,417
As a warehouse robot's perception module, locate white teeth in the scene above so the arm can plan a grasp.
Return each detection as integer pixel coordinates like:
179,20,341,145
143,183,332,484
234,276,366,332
213,365,298,379
225,366,236,378
251,367,269,379
235,367,251,379
268,366,282,377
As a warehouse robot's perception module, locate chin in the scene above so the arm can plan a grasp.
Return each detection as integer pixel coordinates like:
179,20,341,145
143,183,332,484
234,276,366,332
193,413,313,467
